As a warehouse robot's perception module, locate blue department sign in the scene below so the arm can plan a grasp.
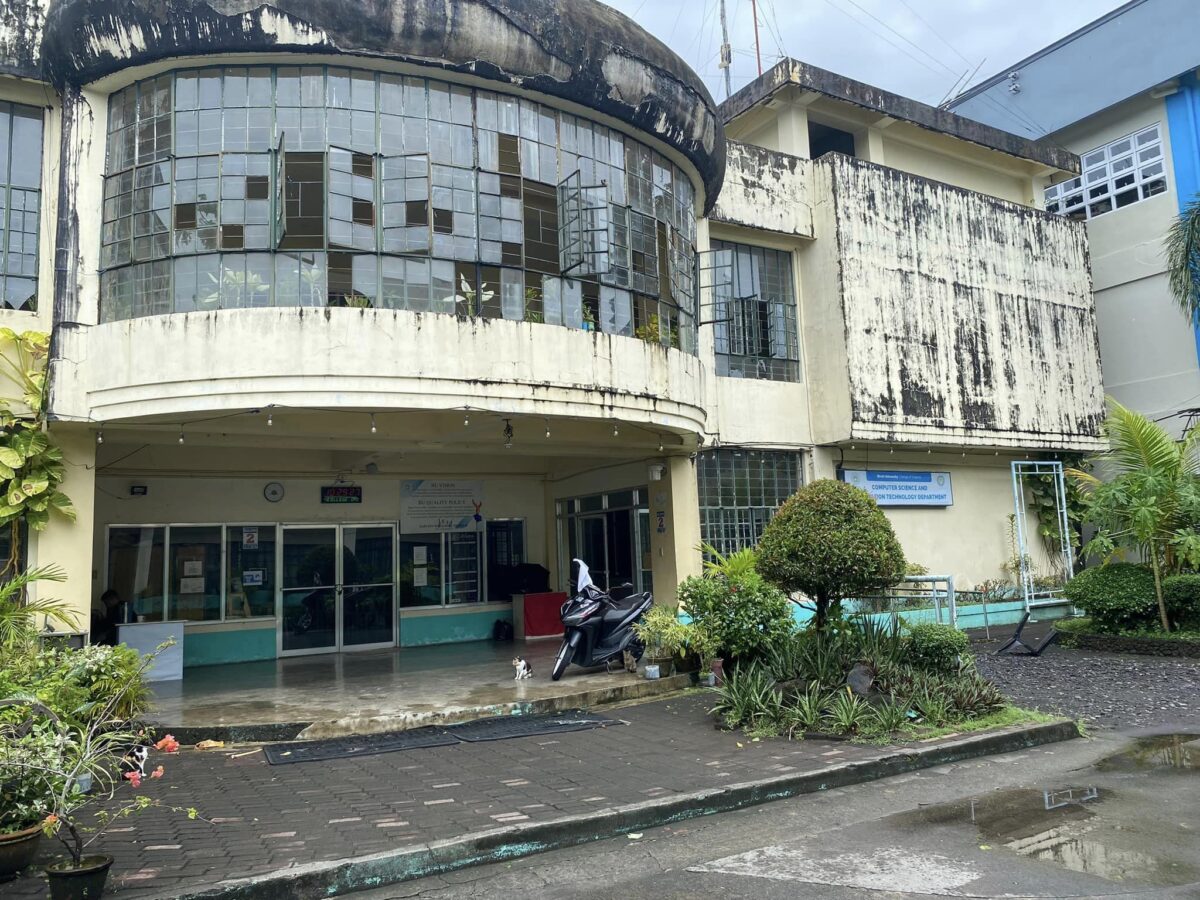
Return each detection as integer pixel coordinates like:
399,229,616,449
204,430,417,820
841,469,953,507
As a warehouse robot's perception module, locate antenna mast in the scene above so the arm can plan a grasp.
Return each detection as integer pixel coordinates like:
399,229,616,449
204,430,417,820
750,0,763,75
718,0,733,99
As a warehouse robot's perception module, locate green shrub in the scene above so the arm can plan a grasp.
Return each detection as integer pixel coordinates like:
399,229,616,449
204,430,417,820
1162,574,1200,630
757,479,907,630
677,571,793,664
0,643,151,727
709,663,781,731
904,623,969,674
1062,563,1156,633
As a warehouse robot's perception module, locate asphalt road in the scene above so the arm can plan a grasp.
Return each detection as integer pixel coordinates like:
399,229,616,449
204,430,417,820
356,728,1200,899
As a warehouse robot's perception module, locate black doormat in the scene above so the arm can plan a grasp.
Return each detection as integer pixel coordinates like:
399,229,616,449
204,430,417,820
263,711,622,764
446,710,619,743
264,726,459,765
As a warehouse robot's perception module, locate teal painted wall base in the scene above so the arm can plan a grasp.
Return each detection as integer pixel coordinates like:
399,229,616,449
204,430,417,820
787,599,1074,630
182,611,517,664
184,627,276,667
400,609,513,647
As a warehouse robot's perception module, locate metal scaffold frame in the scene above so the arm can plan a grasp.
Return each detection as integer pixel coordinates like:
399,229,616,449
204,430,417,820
1011,460,1074,610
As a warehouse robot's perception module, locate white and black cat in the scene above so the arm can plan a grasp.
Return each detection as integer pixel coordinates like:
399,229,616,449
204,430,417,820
512,656,533,680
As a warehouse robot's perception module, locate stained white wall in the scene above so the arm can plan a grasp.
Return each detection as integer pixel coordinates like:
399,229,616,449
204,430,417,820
815,154,1105,450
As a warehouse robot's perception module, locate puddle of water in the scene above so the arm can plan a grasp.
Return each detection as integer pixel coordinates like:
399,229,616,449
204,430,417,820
897,784,1197,888
1095,733,1200,773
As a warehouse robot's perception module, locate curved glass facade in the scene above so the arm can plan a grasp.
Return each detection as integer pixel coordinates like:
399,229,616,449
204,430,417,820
100,66,698,351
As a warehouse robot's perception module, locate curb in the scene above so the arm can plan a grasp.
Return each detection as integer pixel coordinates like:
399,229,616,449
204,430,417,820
173,718,1080,900
158,673,694,744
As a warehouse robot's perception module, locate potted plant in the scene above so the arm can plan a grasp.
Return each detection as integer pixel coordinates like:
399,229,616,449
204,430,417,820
634,605,688,676
1,641,199,899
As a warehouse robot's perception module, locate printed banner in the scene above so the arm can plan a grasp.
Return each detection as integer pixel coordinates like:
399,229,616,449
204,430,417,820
400,480,484,531
841,469,953,507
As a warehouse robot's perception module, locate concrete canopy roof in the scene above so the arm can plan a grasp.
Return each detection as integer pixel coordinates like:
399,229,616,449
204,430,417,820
40,0,727,210
720,58,1078,174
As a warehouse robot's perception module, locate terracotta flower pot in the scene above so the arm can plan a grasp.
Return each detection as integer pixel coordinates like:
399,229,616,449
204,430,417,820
0,823,43,882
45,854,113,900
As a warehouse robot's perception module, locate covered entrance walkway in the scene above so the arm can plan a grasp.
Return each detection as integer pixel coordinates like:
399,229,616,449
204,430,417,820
148,637,689,739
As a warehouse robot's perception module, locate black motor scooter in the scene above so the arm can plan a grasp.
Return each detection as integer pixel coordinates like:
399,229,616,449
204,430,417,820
551,559,651,681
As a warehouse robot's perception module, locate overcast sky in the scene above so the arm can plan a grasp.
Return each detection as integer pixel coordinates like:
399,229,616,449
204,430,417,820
600,0,1127,107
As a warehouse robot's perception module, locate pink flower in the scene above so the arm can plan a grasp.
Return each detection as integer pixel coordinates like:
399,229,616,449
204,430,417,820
123,770,142,788
154,735,180,753
150,766,164,780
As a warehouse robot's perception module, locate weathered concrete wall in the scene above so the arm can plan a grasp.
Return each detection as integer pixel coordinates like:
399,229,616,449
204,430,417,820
820,154,1105,450
51,308,709,434
710,141,813,238
0,0,46,78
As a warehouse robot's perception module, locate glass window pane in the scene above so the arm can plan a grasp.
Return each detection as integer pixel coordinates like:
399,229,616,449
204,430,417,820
225,525,277,618
107,526,166,623
168,525,223,621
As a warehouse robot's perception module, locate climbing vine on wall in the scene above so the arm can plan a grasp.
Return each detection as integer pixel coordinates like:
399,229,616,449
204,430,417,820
1028,453,1090,575
0,328,75,575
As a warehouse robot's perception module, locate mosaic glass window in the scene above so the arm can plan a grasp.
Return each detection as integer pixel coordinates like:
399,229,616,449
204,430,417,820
697,449,804,556
99,66,699,351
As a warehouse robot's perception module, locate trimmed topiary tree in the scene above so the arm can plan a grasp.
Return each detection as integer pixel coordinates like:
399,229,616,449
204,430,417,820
756,479,907,630
1062,563,1156,633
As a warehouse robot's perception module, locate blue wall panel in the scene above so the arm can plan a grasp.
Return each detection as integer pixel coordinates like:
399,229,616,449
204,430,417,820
1165,73,1200,363
184,627,276,667
400,609,513,647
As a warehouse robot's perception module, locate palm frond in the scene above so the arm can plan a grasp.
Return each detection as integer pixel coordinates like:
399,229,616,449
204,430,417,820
1167,195,1200,324
1101,398,1182,477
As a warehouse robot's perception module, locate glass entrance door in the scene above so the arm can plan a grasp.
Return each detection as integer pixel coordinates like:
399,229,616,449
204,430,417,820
280,524,396,655
341,525,395,648
579,515,609,590
280,526,338,654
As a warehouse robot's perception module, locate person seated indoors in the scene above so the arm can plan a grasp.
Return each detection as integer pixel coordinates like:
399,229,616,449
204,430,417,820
89,588,126,645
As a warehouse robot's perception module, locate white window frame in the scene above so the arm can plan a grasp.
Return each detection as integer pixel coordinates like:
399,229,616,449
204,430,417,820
1045,124,1168,221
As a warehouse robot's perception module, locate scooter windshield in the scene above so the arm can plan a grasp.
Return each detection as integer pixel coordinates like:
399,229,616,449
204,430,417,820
573,558,594,595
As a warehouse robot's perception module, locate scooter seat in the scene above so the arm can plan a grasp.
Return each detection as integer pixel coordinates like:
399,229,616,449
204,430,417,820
602,593,647,624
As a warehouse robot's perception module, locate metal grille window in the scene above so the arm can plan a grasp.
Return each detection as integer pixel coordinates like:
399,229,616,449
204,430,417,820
697,449,804,556
709,240,800,382
98,66,698,349
0,103,43,310
1045,124,1167,221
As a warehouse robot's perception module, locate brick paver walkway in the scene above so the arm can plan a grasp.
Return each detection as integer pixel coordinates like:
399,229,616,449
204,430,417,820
10,693,921,899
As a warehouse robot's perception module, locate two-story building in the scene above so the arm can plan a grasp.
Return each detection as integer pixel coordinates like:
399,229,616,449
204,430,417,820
0,0,1103,673
949,0,1200,434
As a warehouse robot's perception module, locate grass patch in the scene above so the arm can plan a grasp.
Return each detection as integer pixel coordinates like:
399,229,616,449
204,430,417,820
850,705,1058,746
1058,616,1200,640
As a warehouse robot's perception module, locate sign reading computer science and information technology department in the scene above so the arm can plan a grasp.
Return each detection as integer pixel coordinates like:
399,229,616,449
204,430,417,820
841,469,953,507
400,480,485,531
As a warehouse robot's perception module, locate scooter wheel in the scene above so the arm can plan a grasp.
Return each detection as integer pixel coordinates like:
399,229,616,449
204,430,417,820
551,641,573,681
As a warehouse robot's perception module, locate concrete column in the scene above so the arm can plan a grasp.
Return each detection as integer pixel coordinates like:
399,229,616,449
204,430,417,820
776,102,811,158
27,426,96,635
648,454,701,607
809,446,840,481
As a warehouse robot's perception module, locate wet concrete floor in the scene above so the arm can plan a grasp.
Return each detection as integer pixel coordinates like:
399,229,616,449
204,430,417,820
369,730,1200,898
149,639,657,733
